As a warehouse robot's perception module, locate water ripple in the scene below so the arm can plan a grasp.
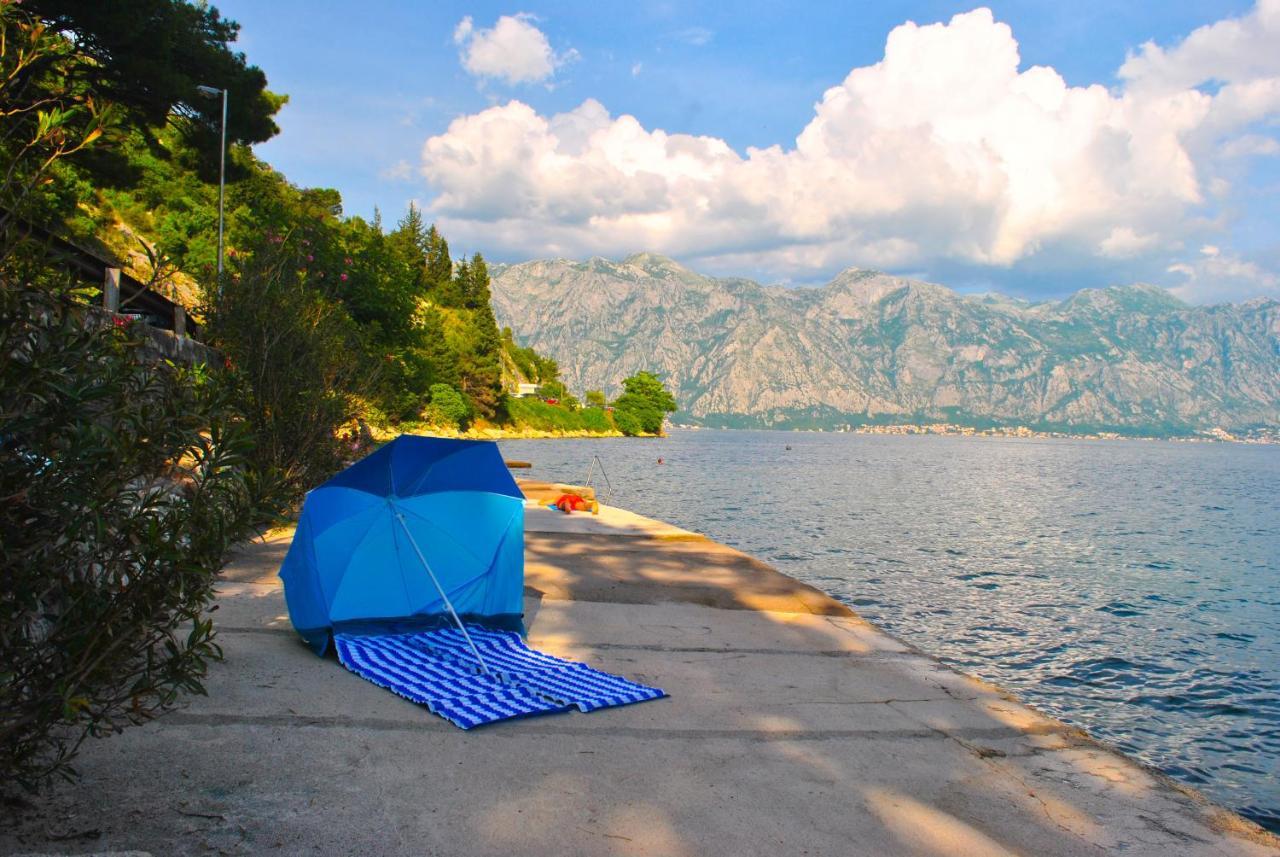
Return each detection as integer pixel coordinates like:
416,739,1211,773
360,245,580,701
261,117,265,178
501,431,1280,832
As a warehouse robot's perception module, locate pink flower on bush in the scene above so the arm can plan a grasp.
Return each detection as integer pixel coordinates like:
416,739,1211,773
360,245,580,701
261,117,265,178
344,257,352,266
307,254,314,262
340,273,349,281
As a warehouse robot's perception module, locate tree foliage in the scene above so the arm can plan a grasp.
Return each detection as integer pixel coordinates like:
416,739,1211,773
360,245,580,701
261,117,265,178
0,0,114,234
0,4,275,788
0,282,269,788
612,371,678,435
203,230,363,495
22,0,285,151
425,383,469,428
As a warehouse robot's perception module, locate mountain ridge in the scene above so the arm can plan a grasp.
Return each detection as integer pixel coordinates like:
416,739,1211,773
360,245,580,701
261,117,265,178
490,254,1280,434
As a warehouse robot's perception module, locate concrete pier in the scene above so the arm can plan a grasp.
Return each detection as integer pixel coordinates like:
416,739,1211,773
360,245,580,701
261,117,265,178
3,485,1278,856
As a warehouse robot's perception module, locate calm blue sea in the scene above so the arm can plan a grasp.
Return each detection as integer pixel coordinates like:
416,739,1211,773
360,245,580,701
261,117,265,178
499,430,1280,831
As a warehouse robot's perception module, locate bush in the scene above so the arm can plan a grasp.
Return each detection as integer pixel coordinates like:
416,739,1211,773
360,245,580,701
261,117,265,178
426,383,470,428
536,379,567,400
0,283,268,788
203,234,362,496
612,406,643,436
505,397,614,433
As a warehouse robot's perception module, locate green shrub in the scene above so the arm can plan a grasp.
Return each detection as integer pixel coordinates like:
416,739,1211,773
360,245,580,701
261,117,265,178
0,283,269,788
611,406,641,436
611,371,677,435
203,234,362,496
536,379,568,400
427,383,470,428
505,397,614,433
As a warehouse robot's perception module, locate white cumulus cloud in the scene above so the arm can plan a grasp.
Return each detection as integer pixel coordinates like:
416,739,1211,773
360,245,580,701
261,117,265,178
454,13,572,85
426,4,1280,297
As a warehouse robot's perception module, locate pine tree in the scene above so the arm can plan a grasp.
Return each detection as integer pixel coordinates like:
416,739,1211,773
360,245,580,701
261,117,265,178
452,252,504,420
424,225,455,299
464,252,491,309
394,203,427,253
386,205,427,293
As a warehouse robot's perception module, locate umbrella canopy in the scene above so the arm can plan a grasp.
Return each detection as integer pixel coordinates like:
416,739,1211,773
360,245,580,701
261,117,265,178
278,436,525,656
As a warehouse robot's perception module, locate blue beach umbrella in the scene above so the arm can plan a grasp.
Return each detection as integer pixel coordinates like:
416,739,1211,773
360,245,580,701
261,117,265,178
278,436,525,670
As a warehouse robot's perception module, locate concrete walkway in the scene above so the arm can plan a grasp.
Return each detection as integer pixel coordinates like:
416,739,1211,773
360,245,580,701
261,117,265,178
3,494,1277,856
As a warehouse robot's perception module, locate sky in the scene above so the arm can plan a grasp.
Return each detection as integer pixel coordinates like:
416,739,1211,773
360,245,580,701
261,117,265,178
214,1,1280,303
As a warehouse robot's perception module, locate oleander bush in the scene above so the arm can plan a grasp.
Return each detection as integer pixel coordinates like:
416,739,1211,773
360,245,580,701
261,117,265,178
202,229,363,495
0,281,269,788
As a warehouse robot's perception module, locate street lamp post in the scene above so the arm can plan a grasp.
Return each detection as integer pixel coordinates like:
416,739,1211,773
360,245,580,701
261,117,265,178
195,85,227,285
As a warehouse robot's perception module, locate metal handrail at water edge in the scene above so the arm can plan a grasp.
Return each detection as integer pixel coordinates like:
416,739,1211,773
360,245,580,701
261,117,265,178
583,454,615,507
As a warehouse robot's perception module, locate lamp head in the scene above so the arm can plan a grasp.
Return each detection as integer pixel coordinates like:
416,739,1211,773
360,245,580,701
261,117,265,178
195,85,222,97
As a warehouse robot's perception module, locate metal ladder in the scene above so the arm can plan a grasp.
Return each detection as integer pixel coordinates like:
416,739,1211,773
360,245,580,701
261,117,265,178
583,454,615,507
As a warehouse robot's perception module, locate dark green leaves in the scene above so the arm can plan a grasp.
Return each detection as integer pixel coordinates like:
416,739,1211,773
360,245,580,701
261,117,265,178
0,284,268,788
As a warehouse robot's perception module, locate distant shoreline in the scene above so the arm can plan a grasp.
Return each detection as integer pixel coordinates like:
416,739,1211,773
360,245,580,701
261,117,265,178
671,423,1280,445
371,422,1278,445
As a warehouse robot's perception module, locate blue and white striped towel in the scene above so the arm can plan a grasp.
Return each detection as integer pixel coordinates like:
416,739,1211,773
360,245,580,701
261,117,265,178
334,626,666,729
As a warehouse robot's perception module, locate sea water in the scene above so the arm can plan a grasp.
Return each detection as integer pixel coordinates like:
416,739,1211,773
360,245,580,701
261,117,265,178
499,430,1280,831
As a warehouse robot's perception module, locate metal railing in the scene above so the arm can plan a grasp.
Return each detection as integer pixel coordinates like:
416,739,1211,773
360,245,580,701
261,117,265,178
583,454,615,507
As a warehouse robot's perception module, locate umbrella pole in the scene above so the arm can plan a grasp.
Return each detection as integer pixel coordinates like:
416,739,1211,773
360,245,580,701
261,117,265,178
392,510,493,677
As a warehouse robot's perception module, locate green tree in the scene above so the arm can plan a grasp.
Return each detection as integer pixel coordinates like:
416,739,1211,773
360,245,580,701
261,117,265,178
612,406,642,437
462,252,491,309
204,232,362,494
23,0,285,150
453,253,505,420
534,355,559,383
425,224,460,305
537,380,568,400
585,389,606,408
385,204,427,294
612,371,677,435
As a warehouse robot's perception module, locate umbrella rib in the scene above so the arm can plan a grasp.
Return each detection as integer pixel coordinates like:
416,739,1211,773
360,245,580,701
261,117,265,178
413,503,521,611
387,503,418,612
399,440,469,497
396,498,491,567
318,504,391,610
427,503,522,611
392,498,521,615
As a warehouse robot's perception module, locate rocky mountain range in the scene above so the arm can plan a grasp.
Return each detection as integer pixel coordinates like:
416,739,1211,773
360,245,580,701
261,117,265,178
489,253,1280,435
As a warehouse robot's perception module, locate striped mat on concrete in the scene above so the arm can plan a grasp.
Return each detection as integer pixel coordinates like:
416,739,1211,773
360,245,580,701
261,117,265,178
335,625,666,729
